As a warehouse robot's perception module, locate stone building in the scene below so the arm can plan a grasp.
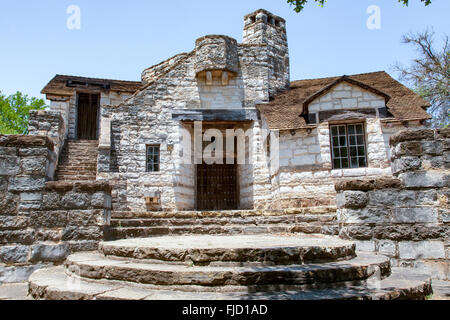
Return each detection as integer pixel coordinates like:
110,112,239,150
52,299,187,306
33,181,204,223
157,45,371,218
39,8,431,213
1,9,448,296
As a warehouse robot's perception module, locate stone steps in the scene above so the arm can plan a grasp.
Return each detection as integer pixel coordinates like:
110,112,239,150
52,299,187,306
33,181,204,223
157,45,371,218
63,252,390,287
110,224,335,239
28,266,432,300
111,207,337,219
109,208,338,240
99,235,356,265
111,215,336,227
28,234,433,300
56,140,98,182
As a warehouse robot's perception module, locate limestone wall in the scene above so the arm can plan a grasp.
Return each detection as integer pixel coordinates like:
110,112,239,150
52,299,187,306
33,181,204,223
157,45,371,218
98,35,285,211
272,119,413,209
28,110,65,170
0,135,111,283
48,91,131,140
308,83,386,114
336,128,450,280
243,9,290,97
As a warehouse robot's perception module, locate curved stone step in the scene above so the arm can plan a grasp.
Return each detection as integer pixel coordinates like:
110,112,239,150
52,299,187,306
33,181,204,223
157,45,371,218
28,266,432,300
64,251,389,287
111,208,337,219
110,215,337,227
99,235,356,265
109,224,338,239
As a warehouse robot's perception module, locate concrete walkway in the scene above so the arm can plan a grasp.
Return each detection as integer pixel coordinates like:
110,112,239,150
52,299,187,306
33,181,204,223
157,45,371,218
2,280,449,300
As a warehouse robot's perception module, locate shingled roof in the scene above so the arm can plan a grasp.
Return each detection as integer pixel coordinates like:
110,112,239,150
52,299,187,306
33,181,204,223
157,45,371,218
258,71,431,130
41,75,143,96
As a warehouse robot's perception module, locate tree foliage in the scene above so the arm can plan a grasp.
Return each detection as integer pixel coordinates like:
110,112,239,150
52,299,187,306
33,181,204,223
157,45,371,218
394,29,449,128
0,91,46,134
287,0,432,13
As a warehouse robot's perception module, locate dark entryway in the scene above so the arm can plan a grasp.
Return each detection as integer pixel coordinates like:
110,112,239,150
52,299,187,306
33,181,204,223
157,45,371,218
196,163,238,211
77,93,99,140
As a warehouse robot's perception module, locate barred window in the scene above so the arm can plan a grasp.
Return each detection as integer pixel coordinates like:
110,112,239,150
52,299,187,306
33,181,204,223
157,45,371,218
330,124,367,170
146,145,160,172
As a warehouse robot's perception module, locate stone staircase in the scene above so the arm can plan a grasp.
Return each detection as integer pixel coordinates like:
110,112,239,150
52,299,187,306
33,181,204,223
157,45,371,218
28,234,432,300
55,140,98,182
107,207,339,240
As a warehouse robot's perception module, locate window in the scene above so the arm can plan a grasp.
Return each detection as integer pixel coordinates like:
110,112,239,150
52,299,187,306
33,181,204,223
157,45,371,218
330,124,367,169
146,145,160,172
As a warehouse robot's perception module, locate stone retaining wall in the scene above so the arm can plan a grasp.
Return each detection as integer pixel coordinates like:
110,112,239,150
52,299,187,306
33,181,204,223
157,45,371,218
27,110,65,167
0,135,111,283
336,128,450,280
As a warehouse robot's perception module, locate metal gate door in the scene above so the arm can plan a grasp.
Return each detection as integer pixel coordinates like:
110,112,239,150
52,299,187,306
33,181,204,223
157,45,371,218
196,163,238,211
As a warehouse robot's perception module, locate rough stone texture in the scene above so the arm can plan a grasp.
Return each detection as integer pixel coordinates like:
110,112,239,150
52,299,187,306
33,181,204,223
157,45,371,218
27,236,433,300
65,252,389,287
0,135,112,282
27,110,65,165
337,128,450,280
194,35,239,75
100,234,356,265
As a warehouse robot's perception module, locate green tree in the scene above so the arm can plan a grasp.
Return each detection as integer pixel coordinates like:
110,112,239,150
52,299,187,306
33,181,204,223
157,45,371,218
0,91,46,134
394,29,449,128
287,0,432,13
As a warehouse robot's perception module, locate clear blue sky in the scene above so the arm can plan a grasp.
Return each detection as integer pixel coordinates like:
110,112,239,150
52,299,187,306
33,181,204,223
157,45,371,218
0,0,449,102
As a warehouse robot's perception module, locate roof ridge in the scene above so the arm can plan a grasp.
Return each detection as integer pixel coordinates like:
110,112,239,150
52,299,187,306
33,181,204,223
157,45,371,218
292,70,387,83
54,74,142,84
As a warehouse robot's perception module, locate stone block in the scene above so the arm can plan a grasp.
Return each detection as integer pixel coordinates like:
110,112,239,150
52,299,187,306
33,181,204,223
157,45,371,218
336,191,368,209
339,225,374,240
0,264,45,283
0,147,17,156
338,207,390,224
0,193,19,216
0,176,7,191
18,148,48,157
392,157,421,174
29,211,68,228
8,176,46,192
20,192,43,202
393,141,423,158
389,129,435,146
354,240,376,252
61,192,91,209
0,245,30,263
416,190,438,205
35,229,62,242
30,243,69,263
91,192,112,209
0,230,35,245
377,240,397,257
0,156,20,176
422,141,443,156
398,241,445,260
67,210,105,226
400,171,450,189
21,156,47,175
62,226,103,241
411,261,449,280
41,192,61,210
0,216,28,230
66,240,99,253
392,207,438,223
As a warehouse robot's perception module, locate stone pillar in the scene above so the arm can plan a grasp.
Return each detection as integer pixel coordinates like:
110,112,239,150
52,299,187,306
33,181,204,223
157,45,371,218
335,128,450,280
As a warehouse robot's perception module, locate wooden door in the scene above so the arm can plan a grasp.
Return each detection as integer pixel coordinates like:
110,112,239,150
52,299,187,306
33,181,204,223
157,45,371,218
196,163,238,211
77,93,99,140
